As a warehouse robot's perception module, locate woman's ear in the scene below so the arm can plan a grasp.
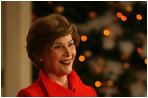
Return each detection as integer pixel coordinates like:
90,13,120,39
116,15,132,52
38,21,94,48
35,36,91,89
38,53,44,62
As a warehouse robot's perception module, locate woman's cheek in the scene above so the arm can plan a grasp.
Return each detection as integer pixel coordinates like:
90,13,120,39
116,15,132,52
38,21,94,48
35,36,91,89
72,47,76,58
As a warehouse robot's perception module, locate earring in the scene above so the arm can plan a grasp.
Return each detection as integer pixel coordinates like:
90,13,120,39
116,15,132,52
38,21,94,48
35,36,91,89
39,58,43,62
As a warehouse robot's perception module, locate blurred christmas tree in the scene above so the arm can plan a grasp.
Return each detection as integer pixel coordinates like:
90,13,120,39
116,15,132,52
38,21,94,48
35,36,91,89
32,1,147,97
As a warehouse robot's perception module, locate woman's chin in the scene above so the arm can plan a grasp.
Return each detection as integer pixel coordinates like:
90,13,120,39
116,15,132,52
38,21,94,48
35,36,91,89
67,68,73,73
65,67,73,74
61,67,72,76
59,62,73,74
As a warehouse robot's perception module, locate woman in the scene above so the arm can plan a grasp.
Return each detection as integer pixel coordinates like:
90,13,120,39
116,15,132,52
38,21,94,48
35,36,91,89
17,13,97,97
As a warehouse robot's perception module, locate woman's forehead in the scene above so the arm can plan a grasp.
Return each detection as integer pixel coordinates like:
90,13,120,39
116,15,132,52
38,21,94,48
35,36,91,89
52,34,73,44
53,40,73,45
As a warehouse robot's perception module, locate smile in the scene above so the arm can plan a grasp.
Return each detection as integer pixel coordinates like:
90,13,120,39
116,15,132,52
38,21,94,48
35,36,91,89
59,59,72,65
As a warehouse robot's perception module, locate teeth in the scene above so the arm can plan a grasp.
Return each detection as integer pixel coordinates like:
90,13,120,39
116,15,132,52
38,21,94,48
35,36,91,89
61,61,70,63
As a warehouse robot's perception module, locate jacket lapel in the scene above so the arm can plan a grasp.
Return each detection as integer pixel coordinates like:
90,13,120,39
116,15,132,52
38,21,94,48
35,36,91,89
68,70,85,96
39,69,77,97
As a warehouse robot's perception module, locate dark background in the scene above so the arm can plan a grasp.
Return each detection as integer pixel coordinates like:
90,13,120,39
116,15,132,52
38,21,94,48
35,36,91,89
32,1,147,97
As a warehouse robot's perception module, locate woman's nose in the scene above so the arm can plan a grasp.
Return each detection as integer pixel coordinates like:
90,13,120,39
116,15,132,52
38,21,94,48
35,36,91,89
63,47,71,57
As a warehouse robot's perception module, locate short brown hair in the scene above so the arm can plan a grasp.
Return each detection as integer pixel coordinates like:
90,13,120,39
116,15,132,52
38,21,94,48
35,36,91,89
26,13,80,69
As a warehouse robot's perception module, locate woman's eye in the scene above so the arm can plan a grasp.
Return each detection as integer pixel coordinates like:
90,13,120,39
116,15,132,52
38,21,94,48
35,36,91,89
68,43,74,47
54,46,61,49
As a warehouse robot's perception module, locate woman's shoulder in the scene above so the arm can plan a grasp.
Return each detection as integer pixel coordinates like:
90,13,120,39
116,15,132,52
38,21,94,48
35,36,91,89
17,88,33,97
17,78,46,97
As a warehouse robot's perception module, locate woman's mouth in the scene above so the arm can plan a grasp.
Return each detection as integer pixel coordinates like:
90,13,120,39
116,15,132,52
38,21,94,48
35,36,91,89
59,60,72,65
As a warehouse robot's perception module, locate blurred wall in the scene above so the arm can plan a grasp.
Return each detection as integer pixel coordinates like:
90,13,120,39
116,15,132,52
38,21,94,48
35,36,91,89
1,1,32,96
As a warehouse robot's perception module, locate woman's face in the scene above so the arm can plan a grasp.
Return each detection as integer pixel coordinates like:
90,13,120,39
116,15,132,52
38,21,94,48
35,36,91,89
42,34,76,76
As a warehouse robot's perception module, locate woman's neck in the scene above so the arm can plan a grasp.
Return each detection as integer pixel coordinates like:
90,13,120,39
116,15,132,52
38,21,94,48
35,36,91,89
48,73,69,88
43,68,69,88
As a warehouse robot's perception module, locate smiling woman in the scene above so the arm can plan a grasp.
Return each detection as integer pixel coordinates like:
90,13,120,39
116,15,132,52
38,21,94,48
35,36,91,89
42,34,76,81
17,13,97,97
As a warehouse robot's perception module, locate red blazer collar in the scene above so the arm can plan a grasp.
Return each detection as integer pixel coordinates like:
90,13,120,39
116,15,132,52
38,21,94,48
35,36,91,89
39,69,84,97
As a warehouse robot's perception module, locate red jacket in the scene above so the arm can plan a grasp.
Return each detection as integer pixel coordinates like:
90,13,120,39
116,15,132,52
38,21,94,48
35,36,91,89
17,69,97,97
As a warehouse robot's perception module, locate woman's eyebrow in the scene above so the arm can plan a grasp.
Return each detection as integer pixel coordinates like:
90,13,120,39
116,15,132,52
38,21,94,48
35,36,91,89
53,40,73,45
53,42,62,45
68,40,73,43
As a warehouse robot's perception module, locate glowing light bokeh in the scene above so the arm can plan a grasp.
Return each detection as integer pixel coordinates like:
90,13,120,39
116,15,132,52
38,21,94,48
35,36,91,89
95,81,102,87
81,35,87,42
103,29,111,36
79,55,85,62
